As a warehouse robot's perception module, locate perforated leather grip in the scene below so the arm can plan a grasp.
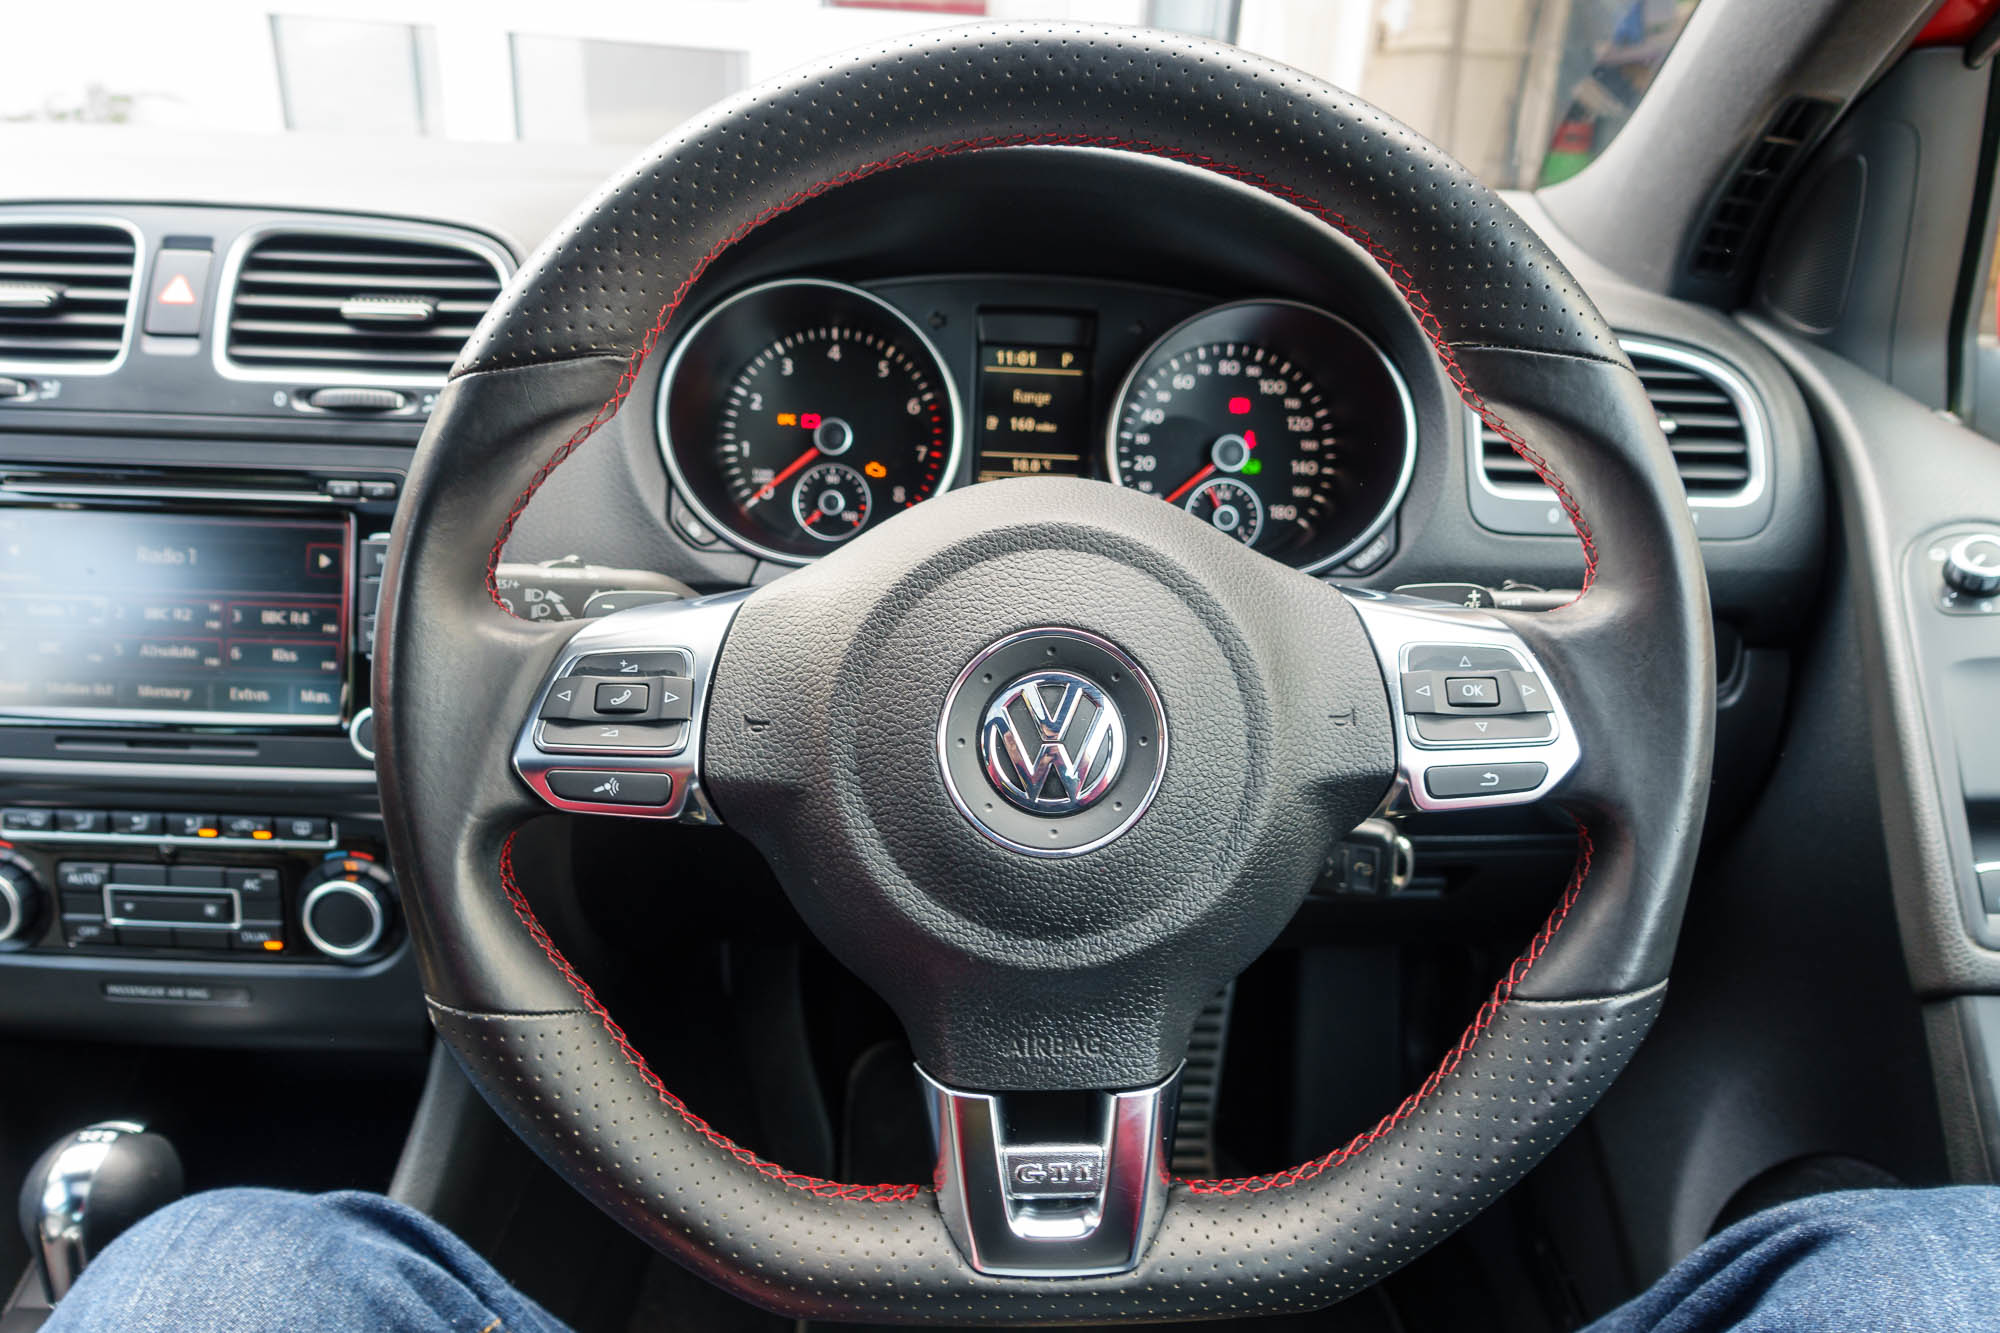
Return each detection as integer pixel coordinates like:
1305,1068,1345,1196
432,986,1663,1322
456,24,1621,378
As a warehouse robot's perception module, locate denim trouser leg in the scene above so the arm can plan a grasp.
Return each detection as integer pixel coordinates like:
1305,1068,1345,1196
42,1187,571,1333
38,1184,2000,1331
1584,1187,2000,1333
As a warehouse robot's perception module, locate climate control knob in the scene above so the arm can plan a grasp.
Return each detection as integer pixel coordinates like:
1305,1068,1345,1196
1944,533,2000,598
297,856,394,960
0,853,44,945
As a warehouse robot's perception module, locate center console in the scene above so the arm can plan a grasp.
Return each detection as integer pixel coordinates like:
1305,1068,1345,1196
0,201,532,1053
0,461,421,1050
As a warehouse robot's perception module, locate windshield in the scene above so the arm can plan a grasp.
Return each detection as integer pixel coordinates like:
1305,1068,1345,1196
3,0,1698,191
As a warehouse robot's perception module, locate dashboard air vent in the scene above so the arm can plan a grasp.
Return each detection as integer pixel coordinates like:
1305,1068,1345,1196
223,231,504,379
1690,98,1836,279
1477,341,1760,502
0,221,138,367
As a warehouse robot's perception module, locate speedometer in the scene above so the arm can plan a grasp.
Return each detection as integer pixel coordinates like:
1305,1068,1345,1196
1107,300,1415,571
659,279,962,564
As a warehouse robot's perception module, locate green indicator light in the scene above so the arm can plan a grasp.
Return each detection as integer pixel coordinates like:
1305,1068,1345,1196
1242,458,1263,476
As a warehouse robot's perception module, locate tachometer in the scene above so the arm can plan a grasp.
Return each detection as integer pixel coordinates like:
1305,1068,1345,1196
1107,300,1414,571
659,279,962,563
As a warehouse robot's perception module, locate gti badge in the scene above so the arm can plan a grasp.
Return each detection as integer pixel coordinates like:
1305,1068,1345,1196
981,671,1125,815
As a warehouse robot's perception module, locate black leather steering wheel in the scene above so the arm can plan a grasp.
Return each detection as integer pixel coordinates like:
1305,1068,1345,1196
376,21,1713,1323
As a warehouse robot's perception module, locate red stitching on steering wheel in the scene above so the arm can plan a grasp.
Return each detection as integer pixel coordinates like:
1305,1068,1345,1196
497,832,924,1202
1183,824,1593,1194
482,134,1599,611
495,823,1591,1200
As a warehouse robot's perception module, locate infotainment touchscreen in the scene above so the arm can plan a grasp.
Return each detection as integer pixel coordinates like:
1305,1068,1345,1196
0,509,350,725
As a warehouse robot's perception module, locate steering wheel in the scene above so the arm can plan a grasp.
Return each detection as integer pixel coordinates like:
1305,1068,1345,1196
376,22,1712,1323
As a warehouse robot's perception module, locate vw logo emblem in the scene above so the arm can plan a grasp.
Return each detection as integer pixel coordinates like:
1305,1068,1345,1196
981,671,1125,814
938,628,1168,858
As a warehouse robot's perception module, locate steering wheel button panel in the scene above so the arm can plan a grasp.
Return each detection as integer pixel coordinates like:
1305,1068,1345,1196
1344,592,1579,811
515,591,748,821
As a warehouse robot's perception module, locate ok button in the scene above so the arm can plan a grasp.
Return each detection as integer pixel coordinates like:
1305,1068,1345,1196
1445,675,1500,707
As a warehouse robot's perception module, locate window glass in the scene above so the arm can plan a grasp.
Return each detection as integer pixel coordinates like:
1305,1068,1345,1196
1,0,1701,189
270,15,439,137
513,36,749,146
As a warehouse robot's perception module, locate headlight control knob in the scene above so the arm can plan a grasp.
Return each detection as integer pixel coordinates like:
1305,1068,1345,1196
0,852,44,945
298,855,393,960
1944,533,2000,598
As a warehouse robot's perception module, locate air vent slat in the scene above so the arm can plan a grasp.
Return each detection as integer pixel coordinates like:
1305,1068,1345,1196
0,312,129,330
0,260,134,280
1673,461,1752,486
238,270,499,294
0,335,123,355
0,222,137,367
227,343,467,368
229,292,492,316
246,247,493,270
1667,438,1751,457
1663,412,1742,433
1480,343,1757,506
223,230,505,379
227,318,480,341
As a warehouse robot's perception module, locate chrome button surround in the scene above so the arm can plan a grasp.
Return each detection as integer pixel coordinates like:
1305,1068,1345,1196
1342,590,1581,813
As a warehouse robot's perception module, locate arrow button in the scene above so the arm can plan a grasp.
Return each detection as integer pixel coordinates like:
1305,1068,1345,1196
1509,670,1555,713
655,675,693,722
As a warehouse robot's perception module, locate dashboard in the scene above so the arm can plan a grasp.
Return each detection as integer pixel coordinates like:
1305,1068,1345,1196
0,142,1826,1055
658,277,1414,572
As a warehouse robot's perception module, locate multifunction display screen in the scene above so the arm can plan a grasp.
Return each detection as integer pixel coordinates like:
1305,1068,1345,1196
0,510,349,725
974,342,1093,482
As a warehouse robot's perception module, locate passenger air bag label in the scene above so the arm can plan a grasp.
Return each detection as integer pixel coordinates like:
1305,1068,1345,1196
101,981,250,1006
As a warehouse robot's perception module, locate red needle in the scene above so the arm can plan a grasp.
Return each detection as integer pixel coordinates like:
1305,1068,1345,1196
1164,463,1215,505
746,446,819,509
1164,431,1257,505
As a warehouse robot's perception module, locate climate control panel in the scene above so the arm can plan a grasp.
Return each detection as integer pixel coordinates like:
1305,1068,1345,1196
0,810,394,964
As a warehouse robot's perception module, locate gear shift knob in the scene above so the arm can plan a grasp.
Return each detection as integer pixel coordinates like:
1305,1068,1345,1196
17,1122,183,1302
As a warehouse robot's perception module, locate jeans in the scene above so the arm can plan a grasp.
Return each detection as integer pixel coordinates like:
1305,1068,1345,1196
43,1189,567,1333
41,1185,2000,1331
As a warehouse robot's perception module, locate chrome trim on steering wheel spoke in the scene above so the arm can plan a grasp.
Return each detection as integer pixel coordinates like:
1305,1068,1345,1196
920,1066,1180,1278
512,590,750,823
1341,590,1581,813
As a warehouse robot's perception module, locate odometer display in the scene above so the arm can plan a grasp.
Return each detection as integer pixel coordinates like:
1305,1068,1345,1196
660,280,962,563
1108,301,1414,571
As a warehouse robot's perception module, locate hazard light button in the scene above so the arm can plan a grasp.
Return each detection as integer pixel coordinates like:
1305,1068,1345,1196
143,247,212,337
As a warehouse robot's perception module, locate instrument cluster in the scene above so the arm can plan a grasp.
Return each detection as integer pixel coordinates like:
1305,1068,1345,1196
658,278,1416,572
